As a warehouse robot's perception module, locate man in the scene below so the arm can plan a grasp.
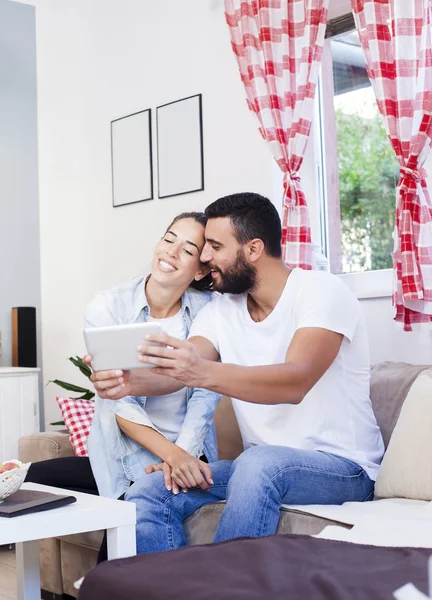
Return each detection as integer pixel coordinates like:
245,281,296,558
90,192,384,554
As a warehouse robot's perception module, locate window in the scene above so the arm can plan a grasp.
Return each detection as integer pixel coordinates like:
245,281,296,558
317,26,400,275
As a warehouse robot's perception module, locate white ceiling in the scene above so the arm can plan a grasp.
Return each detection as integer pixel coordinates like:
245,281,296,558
7,0,356,17
328,0,352,20
8,0,36,5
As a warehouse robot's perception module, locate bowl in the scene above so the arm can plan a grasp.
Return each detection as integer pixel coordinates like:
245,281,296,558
0,459,31,502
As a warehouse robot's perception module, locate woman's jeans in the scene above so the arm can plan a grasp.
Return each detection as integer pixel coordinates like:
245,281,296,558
125,445,375,554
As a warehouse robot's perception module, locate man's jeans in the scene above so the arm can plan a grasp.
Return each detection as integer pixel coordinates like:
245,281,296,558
125,445,375,554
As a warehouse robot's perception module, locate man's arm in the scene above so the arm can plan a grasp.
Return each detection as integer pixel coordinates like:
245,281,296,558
86,336,219,399
138,328,343,405
195,327,343,404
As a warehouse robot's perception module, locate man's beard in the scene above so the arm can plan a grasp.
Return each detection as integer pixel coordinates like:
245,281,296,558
210,250,257,294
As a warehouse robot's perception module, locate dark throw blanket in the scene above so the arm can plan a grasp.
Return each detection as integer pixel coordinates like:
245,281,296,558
79,533,431,600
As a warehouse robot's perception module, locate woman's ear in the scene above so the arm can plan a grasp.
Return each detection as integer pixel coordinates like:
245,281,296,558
195,263,210,281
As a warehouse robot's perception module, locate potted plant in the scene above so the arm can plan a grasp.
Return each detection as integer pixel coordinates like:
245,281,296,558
49,356,95,426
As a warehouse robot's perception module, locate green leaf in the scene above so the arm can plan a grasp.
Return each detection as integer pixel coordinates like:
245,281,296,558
69,356,92,380
50,420,65,426
75,391,95,401
48,379,92,394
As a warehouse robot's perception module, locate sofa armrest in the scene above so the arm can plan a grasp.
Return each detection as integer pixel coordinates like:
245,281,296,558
18,431,74,463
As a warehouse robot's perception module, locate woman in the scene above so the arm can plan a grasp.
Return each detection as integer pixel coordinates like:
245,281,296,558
26,212,220,505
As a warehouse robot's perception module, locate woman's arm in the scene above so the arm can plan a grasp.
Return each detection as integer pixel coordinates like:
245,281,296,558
115,416,213,493
115,415,183,464
175,388,221,459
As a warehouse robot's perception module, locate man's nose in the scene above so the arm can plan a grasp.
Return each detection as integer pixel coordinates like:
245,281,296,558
200,244,212,263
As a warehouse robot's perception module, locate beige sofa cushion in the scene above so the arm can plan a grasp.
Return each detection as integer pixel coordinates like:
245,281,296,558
214,395,243,460
370,362,428,448
375,368,432,500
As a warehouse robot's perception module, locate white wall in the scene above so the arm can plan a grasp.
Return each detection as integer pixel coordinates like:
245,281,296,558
34,0,432,426
34,0,274,426
0,0,42,397
361,298,432,366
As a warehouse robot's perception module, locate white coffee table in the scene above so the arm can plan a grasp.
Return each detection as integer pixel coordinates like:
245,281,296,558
0,482,136,600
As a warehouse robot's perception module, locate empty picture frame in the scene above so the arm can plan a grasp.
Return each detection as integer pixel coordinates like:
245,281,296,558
156,94,204,199
111,109,153,207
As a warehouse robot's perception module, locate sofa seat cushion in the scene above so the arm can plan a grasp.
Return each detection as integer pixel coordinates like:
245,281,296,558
317,513,432,548
282,497,431,527
184,502,351,546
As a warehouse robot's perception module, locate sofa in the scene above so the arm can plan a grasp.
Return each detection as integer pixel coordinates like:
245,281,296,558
18,361,428,599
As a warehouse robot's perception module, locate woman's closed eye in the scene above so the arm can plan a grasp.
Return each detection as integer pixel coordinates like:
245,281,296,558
163,237,195,257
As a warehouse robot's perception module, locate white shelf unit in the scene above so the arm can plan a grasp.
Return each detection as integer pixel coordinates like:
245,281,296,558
0,367,40,462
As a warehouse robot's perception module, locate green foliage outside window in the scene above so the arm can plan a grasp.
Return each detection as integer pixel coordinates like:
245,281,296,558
336,108,400,272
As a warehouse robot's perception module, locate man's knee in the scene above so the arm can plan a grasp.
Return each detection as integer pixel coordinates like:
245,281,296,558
230,445,303,486
233,445,277,470
230,445,276,484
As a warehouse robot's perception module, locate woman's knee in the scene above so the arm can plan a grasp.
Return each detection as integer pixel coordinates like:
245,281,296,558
125,471,166,504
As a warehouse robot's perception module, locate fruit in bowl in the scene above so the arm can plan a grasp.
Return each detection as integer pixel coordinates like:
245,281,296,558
0,459,31,502
0,461,19,473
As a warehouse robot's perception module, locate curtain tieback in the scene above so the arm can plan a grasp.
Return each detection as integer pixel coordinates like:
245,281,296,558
399,166,427,183
283,171,301,208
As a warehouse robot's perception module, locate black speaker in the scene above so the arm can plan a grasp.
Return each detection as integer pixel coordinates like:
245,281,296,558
12,306,37,368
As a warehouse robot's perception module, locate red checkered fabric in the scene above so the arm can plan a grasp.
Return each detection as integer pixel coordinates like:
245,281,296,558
352,0,432,331
224,0,328,269
56,397,95,457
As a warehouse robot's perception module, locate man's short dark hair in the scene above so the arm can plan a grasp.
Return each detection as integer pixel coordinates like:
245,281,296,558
205,192,282,258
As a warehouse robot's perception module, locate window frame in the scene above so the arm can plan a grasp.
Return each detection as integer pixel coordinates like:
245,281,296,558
315,13,393,299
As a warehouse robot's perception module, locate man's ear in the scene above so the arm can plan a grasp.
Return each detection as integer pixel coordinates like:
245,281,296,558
195,263,211,281
246,238,265,263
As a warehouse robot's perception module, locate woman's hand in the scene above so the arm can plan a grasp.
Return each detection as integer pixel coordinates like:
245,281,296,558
145,449,213,494
145,463,182,494
83,355,131,399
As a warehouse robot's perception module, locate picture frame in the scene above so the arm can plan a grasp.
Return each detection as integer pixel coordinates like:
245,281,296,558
156,94,204,199
111,108,154,208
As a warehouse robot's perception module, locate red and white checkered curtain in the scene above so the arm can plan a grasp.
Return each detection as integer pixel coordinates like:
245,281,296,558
352,0,432,330
224,0,328,269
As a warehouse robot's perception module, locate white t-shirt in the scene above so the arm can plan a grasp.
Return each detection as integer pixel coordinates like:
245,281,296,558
189,268,384,480
146,310,188,441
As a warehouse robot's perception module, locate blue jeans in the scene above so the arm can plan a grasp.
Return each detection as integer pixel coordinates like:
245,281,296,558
125,445,374,554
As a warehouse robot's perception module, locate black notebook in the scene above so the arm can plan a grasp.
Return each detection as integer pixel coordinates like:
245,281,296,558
0,489,77,518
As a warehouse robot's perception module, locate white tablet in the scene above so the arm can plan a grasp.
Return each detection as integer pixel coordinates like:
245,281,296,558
83,322,164,371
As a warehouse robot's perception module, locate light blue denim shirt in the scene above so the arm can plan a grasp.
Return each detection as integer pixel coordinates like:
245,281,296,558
85,276,220,498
